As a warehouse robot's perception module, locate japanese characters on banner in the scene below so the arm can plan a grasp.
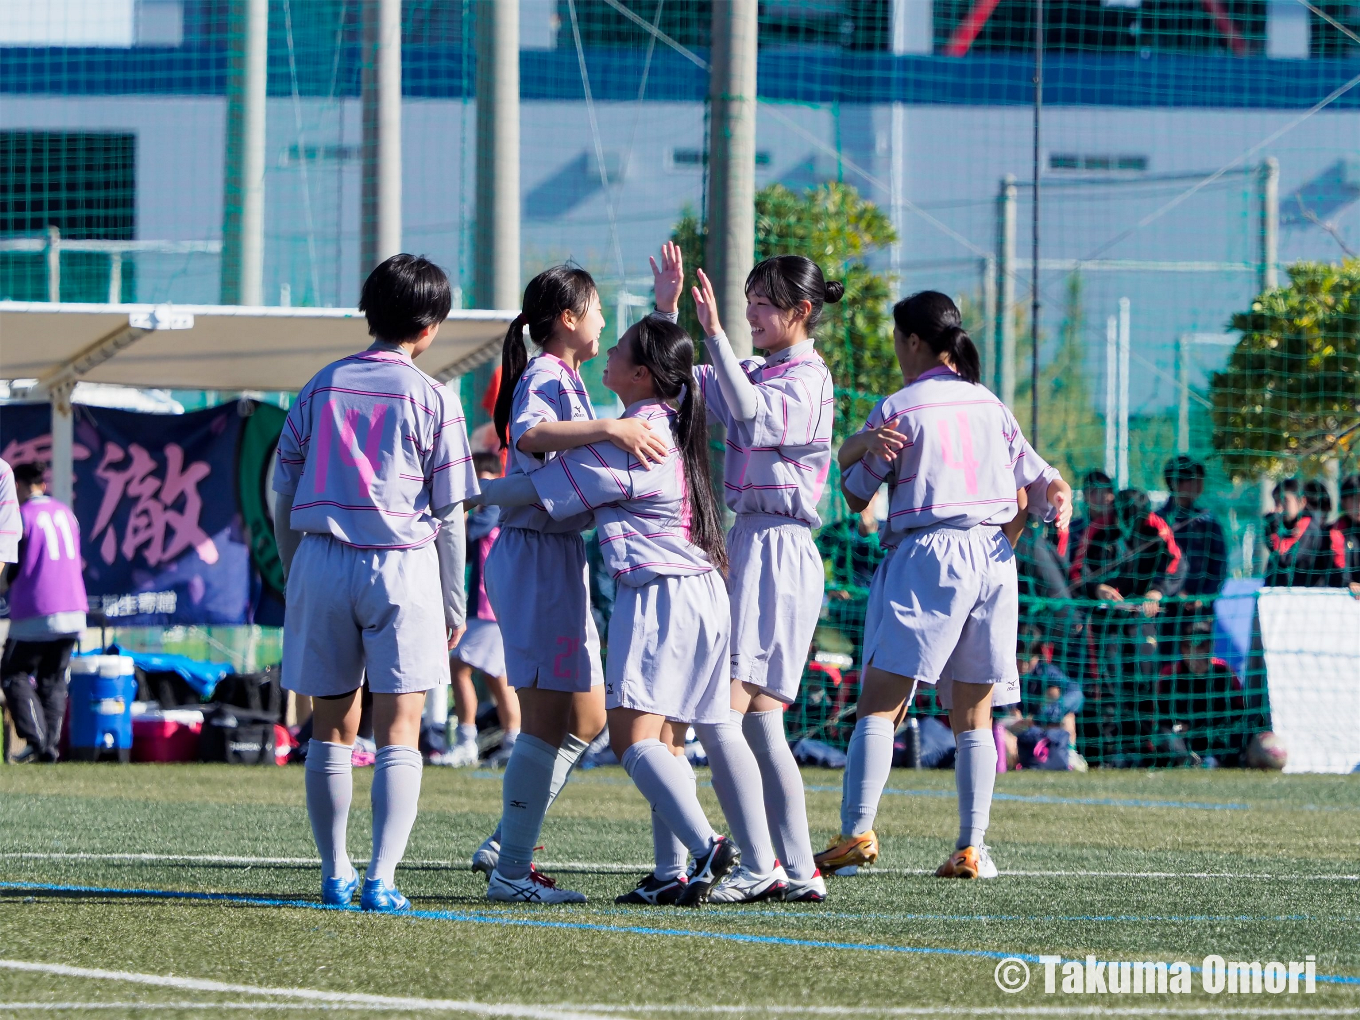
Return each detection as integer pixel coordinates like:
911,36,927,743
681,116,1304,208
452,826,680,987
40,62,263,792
0,401,288,627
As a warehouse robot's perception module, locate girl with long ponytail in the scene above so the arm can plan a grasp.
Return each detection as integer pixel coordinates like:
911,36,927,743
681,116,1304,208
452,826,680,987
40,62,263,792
477,315,741,906
644,244,838,904
822,289,1073,882
472,265,670,905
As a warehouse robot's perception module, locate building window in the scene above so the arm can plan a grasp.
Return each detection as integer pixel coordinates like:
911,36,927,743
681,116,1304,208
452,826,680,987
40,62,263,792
0,132,136,240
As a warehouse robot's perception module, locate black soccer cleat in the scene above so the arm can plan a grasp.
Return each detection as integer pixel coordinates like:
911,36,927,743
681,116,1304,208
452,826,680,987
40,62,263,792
676,836,741,907
615,872,688,906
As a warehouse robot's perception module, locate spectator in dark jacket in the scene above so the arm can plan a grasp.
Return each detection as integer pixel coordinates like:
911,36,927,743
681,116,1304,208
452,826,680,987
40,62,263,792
1157,456,1228,598
1156,619,1246,765
1062,469,1114,567
1331,474,1360,596
1265,477,1334,587
1078,489,1186,611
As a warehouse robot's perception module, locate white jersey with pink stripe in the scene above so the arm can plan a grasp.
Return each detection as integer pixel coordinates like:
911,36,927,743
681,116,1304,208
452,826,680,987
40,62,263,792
696,339,834,527
530,400,715,587
0,457,19,563
501,352,597,534
273,346,478,549
842,365,1051,543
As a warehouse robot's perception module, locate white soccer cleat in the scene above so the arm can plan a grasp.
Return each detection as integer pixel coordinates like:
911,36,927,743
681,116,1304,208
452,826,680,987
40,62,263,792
783,870,828,903
471,835,500,877
707,863,789,904
486,867,587,904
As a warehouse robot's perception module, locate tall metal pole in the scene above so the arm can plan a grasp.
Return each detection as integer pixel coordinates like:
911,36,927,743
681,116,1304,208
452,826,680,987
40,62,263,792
1117,297,1130,490
1176,333,1190,455
220,0,267,305
1029,0,1043,442
996,176,1017,405
362,0,403,282
474,0,521,311
981,254,997,395
1104,314,1117,480
1259,157,1279,293
706,0,758,356
46,225,60,303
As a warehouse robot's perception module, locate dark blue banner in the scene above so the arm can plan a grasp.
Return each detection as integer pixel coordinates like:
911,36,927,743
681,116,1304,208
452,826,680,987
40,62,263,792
0,401,286,626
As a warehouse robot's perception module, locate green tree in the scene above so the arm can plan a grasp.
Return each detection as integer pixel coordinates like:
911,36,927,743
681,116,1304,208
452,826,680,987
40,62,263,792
1209,259,1360,480
671,182,898,438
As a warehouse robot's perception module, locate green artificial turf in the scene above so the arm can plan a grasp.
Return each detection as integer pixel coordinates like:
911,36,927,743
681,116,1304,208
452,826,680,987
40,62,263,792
1,764,1357,1019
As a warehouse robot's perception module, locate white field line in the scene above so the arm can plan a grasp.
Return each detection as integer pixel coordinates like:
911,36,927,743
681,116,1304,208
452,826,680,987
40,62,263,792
0,1004,1357,1018
3,853,1356,881
0,962,628,1020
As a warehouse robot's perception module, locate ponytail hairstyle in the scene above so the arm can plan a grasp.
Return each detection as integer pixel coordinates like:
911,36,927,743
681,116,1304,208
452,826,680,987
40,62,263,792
744,254,844,332
892,290,982,384
493,265,598,448
627,316,728,573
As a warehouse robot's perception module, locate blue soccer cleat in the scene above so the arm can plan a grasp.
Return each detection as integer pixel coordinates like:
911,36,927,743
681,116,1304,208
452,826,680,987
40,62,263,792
321,871,360,907
360,876,411,912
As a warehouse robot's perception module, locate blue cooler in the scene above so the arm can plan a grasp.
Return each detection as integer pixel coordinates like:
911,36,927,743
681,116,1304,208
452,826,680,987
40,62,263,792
67,655,136,763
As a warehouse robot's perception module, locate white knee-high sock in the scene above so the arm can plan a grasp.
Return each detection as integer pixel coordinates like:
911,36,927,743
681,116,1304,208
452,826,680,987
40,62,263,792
496,734,557,879
651,753,695,880
840,716,895,837
305,740,354,882
954,728,998,849
489,731,591,847
621,739,716,857
743,709,816,880
369,744,423,884
694,711,776,874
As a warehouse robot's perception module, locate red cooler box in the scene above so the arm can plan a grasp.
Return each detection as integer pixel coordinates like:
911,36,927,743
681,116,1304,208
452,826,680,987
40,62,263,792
132,708,205,762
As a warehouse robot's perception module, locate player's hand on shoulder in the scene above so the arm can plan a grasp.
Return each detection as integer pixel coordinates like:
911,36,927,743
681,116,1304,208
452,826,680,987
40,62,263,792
649,240,684,314
867,416,907,459
605,417,668,469
1047,477,1074,530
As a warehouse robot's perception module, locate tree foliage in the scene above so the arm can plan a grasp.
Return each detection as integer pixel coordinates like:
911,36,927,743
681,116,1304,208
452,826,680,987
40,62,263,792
1209,259,1360,480
671,182,898,438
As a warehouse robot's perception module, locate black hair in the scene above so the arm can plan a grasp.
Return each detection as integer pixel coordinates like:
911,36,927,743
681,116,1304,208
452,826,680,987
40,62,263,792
471,452,503,477
1182,618,1215,643
1163,455,1205,487
1114,488,1150,528
1083,469,1113,491
12,462,45,486
1302,479,1331,516
744,255,843,333
1271,477,1303,503
624,316,728,573
1341,474,1360,501
1017,623,1045,658
358,254,452,343
892,290,981,385
493,265,598,449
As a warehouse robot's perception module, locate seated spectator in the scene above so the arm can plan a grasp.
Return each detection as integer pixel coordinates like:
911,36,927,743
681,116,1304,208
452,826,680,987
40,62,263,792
1331,474,1360,596
1000,625,1086,771
1062,469,1115,567
1077,489,1185,613
1264,477,1334,587
1157,456,1228,599
1156,619,1245,766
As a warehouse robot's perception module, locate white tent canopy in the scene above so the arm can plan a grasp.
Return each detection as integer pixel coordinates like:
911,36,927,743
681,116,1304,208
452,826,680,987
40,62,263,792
0,300,517,503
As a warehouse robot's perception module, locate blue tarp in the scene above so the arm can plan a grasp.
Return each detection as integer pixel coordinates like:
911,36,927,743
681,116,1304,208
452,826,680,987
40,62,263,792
87,645,235,700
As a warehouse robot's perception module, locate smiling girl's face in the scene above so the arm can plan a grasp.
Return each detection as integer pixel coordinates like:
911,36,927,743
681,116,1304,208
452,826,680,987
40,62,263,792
556,288,606,363
745,284,810,354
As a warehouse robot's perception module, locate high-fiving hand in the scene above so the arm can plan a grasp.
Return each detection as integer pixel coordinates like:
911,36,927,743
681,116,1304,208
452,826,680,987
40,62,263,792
649,241,684,315
691,267,724,339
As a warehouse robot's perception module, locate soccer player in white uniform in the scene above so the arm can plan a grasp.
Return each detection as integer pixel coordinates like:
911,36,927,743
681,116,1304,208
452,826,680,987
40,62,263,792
647,244,835,903
272,254,479,911
0,458,19,565
816,291,1071,880
475,266,670,904
477,315,740,906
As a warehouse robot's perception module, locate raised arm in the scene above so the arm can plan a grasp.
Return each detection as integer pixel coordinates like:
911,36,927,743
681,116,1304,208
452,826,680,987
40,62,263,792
692,267,759,423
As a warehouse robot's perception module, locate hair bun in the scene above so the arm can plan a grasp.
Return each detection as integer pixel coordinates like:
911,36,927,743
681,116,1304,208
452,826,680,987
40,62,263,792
823,279,845,303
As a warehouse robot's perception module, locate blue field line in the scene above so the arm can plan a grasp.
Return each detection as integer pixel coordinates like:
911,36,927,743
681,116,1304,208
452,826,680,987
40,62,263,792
473,770,1251,812
3,880,1357,987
